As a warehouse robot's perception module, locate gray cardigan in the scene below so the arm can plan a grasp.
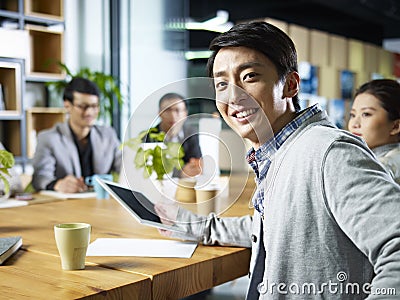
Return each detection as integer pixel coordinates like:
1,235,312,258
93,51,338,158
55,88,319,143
171,111,400,299
32,121,122,190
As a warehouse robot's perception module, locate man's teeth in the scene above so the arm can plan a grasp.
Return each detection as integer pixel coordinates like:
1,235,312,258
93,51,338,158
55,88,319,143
236,109,256,118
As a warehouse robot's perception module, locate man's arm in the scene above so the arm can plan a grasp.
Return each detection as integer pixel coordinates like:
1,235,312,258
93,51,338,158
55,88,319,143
32,130,85,193
323,140,400,298
112,129,122,174
32,132,59,191
155,201,253,248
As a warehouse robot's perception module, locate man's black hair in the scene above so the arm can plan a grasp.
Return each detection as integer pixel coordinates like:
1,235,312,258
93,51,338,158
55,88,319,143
206,21,301,111
63,77,100,103
159,92,186,109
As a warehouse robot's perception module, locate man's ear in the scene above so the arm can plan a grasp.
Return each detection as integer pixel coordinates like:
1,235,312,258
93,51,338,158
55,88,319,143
64,100,72,112
390,119,400,136
283,71,300,99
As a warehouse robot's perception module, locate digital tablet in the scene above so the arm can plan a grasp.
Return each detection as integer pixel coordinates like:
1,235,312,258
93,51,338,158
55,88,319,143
96,179,185,233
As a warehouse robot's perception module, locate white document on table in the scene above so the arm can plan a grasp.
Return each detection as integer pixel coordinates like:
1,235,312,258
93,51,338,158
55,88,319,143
86,238,198,258
39,190,97,199
0,199,28,209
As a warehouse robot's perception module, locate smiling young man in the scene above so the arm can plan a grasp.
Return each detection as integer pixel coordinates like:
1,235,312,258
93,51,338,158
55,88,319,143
211,46,299,149
32,77,121,193
155,22,400,299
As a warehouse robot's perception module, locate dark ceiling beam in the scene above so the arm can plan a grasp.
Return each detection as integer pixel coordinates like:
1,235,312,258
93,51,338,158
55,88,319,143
189,0,306,20
318,0,400,21
307,0,399,39
187,0,400,46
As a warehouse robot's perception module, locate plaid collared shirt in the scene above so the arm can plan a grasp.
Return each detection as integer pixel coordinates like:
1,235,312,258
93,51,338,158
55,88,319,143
246,104,322,217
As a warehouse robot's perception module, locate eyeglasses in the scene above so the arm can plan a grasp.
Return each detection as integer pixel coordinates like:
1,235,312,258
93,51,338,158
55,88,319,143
73,103,100,111
161,107,187,114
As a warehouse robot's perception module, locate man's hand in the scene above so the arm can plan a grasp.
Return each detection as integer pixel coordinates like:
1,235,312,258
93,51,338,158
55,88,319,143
154,200,180,237
181,158,202,178
54,175,88,193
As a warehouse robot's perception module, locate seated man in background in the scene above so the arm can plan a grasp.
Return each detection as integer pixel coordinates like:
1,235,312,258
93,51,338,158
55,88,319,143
146,93,202,178
32,77,121,193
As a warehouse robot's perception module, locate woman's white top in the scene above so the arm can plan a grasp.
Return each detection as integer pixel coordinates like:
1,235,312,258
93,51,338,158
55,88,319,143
373,143,400,184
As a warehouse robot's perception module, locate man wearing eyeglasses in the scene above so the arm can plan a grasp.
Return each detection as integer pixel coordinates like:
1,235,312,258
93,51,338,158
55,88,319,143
145,93,202,178
32,77,121,193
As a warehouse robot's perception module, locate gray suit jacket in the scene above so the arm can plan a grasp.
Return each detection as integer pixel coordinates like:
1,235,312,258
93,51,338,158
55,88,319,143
32,121,122,191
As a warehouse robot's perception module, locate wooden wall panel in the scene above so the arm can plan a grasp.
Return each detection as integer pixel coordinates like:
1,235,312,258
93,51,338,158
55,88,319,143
288,24,310,62
310,29,329,66
354,71,370,90
348,39,364,72
264,18,288,34
378,49,394,77
329,34,348,70
319,66,340,99
364,43,379,74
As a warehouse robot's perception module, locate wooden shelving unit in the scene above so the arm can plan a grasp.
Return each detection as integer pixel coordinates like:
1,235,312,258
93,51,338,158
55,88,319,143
1,120,22,156
24,0,64,21
0,60,22,115
0,0,65,169
26,107,66,158
0,0,19,12
25,24,64,79
0,57,24,162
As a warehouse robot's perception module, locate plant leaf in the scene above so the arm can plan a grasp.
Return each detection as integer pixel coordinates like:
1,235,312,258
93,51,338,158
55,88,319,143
134,148,146,168
143,165,152,178
0,173,10,194
126,129,186,180
0,150,14,194
0,150,15,168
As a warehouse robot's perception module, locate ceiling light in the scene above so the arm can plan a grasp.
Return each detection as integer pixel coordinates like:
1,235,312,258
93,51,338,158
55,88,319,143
185,10,233,33
184,50,213,60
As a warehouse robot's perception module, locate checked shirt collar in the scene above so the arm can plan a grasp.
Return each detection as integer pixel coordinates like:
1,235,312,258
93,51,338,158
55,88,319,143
246,104,322,216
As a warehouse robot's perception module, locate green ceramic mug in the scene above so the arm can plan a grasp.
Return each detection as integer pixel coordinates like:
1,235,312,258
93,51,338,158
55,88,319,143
54,223,91,270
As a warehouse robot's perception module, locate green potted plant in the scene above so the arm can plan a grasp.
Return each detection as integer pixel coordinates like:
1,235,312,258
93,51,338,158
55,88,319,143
122,128,185,180
0,149,15,199
46,63,124,125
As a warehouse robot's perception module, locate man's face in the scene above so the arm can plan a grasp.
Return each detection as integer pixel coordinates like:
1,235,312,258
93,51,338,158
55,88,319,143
65,91,99,129
159,98,188,135
212,46,288,148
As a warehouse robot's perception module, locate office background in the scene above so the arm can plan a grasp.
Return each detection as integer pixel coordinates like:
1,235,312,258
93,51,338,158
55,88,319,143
1,0,400,172
65,0,400,135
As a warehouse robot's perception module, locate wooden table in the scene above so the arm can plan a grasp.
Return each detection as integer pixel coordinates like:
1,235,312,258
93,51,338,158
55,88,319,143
0,174,255,299
1,250,151,299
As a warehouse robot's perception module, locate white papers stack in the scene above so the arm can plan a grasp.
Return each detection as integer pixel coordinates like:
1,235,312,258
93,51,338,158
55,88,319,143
87,238,198,258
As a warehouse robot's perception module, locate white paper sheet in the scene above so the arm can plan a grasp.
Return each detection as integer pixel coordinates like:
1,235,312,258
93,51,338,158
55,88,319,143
0,199,28,209
86,238,198,258
39,190,97,199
